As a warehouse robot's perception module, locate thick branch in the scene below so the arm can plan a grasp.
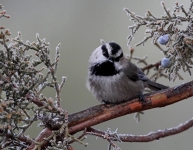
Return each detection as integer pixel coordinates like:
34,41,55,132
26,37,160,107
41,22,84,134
27,128,53,149
29,80,193,149
68,80,193,134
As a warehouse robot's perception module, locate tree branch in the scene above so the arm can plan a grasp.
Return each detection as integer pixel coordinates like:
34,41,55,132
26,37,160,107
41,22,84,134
28,80,193,149
141,61,160,71
68,80,193,134
86,115,193,142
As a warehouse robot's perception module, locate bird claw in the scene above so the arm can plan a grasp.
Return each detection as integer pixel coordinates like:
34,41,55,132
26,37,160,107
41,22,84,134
138,92,147,105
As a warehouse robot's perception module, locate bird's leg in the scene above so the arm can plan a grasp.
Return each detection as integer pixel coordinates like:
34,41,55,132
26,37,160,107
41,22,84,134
138,91,147,105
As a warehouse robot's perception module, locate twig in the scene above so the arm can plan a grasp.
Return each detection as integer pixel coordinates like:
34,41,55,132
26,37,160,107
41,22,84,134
86,116,193,142
141,61,160,72
161,1,172,19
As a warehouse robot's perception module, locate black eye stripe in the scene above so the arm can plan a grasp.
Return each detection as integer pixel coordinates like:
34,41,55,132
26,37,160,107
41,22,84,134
114,52,123,62
101,44,109,58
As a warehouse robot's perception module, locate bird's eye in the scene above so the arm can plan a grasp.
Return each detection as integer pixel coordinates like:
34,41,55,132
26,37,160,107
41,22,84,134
101,45,109,58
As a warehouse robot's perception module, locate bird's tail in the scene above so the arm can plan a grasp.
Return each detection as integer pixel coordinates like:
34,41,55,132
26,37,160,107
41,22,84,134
145,80,169,91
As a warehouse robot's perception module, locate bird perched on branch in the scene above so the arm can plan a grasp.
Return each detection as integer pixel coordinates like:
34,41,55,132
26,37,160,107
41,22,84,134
86,42,168,104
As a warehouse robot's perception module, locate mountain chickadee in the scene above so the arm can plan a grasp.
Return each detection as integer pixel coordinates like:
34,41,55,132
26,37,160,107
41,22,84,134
86,42,168,104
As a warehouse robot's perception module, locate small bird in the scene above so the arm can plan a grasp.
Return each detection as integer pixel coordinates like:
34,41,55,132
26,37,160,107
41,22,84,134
86,42,168,104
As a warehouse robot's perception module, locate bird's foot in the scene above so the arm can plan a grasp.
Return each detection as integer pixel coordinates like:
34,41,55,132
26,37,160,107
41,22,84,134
138,92,147,105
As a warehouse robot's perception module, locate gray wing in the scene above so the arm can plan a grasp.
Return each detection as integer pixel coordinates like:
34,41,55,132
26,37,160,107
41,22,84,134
123,61,149,82
123,61,168,90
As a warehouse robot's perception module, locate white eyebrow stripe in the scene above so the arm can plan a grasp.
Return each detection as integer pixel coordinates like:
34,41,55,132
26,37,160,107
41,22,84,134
116,48,123,57
105,42,123,59
106,43,112,55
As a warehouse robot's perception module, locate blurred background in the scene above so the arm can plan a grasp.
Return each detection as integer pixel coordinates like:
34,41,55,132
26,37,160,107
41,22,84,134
1,0,193,150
